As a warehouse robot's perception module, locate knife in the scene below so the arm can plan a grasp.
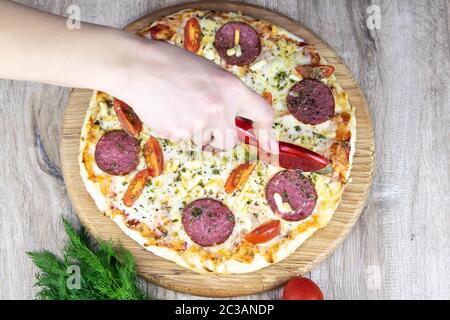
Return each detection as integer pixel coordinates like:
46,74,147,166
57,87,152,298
235,117,329,172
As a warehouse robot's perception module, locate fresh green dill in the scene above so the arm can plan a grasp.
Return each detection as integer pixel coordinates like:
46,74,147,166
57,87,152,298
27,218,148,300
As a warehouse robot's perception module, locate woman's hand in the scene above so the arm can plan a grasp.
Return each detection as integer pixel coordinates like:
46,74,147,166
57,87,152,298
107,38,277,152
0,1,276,151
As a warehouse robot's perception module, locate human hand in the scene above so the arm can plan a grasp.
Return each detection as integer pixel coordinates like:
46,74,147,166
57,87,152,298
0,1,274,153
107,38,277,152
0,0,275,152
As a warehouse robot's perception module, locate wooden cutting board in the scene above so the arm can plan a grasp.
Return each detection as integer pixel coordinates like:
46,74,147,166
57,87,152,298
60,0,374,297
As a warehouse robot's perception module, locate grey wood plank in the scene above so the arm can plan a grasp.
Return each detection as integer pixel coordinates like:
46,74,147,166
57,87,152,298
0,82,72,300
0,0,149,300
1,0,449,300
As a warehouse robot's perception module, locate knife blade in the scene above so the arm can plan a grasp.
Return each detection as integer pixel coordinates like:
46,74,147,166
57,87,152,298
235,117,329,172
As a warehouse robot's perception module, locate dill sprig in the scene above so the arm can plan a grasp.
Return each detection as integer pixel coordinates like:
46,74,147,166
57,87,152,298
27,218,148,300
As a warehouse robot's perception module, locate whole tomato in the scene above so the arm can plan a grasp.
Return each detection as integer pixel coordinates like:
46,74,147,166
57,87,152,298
282,277,324,300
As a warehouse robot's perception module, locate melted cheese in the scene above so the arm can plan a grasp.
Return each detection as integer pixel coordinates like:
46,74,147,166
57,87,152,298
273,193,293,213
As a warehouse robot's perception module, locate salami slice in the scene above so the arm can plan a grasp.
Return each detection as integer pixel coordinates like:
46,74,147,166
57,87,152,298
182,199,235,247
214,22,261,66
95,130,140,176
266,170,317,222
287,79,335,125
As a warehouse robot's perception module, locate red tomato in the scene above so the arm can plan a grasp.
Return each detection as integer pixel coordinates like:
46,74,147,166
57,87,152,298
282,277,324,300
184,17,202,53
224,163,256,194
143,136,164,177
295,64,335,80
123,169,150,207
113,98,142,137
245,220,281,244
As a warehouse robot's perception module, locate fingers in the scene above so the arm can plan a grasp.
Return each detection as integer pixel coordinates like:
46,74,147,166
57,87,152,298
236,94,278,154
192,127,213,148
209,117,238,151
252,122,279,155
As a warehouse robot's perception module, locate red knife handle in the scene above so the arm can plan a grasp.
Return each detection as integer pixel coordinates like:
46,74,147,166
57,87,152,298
235,117,329,172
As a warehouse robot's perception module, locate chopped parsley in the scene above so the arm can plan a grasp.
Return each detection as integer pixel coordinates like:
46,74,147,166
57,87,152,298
191,207,203,218
275,71,289,90
244,150,250,162
313,132,327,140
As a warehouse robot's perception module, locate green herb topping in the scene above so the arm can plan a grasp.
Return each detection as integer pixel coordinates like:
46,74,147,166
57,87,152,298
191,207,203,218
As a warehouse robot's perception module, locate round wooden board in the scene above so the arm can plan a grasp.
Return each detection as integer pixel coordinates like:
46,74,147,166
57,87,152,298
60,0,374,297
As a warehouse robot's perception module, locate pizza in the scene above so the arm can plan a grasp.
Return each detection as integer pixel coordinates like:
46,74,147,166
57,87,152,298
79,9,356,274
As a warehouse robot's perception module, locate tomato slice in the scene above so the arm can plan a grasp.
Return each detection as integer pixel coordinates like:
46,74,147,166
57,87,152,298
123,169,149,207
224,163,256,194
184,17,202,53
148,24,174,41
143,136,164,177
296,64,335,80
262,91,273,105
113,98,142,137
245,220,281,244
282,277,324,300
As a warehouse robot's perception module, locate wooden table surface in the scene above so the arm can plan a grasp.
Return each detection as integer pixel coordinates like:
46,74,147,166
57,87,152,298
1,0,449,300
